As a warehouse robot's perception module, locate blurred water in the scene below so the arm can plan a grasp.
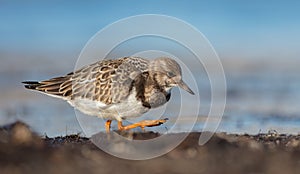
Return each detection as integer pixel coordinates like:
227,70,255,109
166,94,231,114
1,68,300,137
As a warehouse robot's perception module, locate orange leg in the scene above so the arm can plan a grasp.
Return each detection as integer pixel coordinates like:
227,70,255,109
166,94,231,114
105,120,112,133
118,118,168,131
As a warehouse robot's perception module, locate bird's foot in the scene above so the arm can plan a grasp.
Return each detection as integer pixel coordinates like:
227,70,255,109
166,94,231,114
118,118,168,131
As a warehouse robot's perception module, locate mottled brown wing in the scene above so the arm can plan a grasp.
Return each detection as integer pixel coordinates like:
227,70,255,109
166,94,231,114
23,57,149,105
71,57,149,104
70,59,123,104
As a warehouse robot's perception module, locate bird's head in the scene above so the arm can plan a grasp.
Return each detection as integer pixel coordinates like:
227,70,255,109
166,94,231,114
150,57,195,95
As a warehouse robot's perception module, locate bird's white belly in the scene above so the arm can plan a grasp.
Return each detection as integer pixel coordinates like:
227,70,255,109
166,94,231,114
68,90,149,121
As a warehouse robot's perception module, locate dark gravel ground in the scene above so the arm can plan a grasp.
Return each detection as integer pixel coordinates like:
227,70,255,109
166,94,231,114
1,121,300,174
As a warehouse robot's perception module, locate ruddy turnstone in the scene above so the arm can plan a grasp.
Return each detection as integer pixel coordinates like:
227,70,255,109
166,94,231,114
23,57,194,132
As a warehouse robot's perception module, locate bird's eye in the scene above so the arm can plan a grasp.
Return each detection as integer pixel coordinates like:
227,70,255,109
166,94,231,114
167,72,176,77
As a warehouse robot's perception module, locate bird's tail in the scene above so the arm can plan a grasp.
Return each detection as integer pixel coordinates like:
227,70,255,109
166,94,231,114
22,81,42,90
22,74,73,98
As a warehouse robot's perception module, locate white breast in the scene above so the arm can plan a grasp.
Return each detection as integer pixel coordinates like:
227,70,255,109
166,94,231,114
68,89,149,121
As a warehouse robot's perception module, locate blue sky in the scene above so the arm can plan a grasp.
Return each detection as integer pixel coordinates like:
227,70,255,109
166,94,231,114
1,0,300,60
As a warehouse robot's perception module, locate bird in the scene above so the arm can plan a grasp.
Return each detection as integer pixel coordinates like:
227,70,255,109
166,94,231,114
22,57,195,132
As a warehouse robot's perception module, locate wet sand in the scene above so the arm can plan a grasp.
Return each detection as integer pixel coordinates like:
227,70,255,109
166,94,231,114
1,121,300,174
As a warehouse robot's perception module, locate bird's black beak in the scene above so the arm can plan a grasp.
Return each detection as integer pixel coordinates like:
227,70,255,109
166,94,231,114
177,80,195,95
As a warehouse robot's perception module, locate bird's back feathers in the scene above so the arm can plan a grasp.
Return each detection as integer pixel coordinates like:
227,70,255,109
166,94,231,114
22,57,150,105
